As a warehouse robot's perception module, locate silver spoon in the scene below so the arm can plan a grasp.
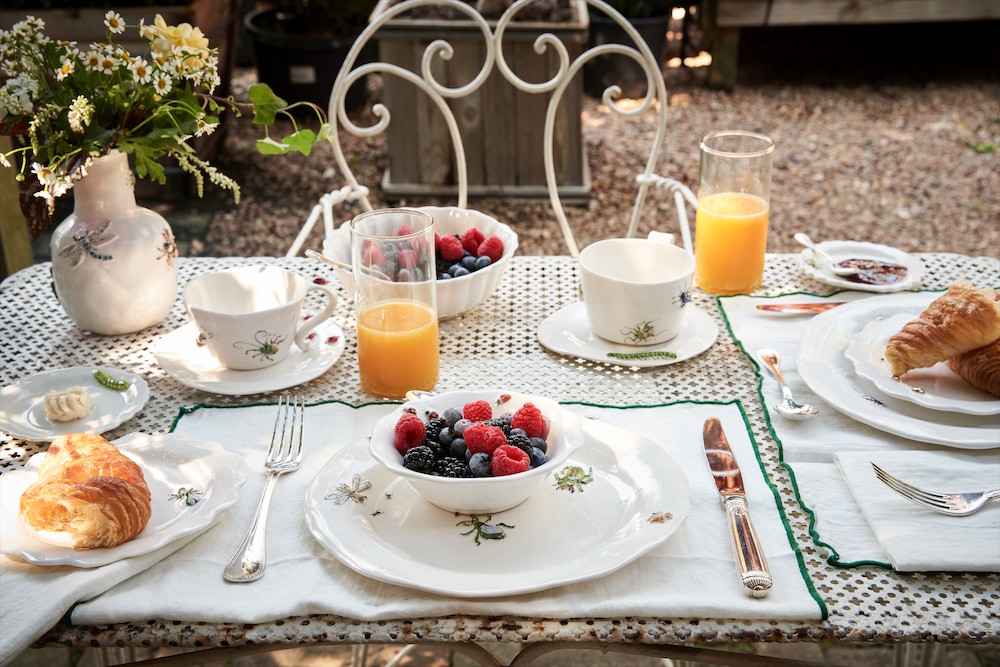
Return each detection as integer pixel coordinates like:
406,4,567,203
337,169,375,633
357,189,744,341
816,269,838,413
757,349,819,420
793,233,859,277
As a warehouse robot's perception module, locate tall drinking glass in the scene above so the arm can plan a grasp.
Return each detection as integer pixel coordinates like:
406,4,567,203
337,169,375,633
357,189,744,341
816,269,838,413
350,209,438,398
694,131,774,295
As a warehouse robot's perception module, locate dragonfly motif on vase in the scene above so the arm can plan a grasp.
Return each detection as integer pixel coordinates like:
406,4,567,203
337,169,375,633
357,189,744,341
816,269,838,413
59,221,118,269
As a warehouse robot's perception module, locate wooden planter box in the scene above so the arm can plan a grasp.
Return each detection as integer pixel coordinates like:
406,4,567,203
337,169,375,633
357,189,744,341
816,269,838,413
370,0,591,203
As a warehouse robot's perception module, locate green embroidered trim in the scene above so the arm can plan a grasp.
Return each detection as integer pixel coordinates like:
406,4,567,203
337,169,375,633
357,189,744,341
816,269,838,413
715,291,894,573
606,351,677,361
168,397,404,433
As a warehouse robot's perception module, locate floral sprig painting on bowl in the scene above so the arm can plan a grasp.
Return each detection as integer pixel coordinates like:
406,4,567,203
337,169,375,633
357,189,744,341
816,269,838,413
0,13,331,241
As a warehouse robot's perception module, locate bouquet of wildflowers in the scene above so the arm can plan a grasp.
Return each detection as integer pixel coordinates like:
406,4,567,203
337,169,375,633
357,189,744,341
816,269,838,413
0,13,329,241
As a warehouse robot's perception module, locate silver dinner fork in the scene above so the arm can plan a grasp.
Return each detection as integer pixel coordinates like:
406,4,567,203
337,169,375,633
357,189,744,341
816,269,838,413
224,395,304,582
872,463,1000,516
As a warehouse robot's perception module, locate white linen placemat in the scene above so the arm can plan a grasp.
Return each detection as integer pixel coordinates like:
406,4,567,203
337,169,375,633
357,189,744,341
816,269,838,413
71,400,824,625
718,292,1000,570
836,450,1000,572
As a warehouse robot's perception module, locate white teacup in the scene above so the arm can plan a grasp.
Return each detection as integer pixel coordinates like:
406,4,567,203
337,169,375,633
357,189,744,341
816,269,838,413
579,238,694,346
184,266,337,370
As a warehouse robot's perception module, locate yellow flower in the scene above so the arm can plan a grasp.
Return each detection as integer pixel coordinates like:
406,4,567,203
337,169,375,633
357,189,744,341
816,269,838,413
147,14,209,71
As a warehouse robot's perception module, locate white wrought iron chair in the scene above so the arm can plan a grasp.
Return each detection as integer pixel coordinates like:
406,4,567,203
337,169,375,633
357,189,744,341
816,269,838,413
286,0,696,260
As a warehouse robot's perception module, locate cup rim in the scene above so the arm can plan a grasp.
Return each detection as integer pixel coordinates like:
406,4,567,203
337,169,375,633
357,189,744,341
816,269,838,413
184,265,306,316
579,238,694,285
350,208,434,241
700,130,774,159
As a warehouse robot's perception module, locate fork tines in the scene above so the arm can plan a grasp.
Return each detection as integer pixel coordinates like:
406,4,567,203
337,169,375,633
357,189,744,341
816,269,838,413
269,394,304,464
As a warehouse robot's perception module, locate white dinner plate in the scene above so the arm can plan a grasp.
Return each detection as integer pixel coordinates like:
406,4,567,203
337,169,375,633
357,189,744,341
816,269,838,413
798,240,924,292
154,317,345,396
797,291,1000,449
537,301,718,368
845,313,1000,416
0,366,150,442
0,433,247,566
304,419,691,597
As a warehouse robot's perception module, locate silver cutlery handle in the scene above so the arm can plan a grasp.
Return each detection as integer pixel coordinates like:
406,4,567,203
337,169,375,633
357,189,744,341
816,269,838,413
723,495,772,598
223,470,280,582
758,351,793,399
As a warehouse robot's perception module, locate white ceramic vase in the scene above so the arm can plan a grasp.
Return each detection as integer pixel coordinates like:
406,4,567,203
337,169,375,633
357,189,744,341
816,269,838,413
50,150,179,335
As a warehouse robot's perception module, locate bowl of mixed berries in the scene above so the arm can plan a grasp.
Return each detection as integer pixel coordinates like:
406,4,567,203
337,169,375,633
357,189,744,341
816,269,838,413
368,390,583,514
323,206,518,319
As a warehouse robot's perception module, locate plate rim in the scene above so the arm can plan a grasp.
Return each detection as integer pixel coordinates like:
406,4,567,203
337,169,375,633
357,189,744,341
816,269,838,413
537,301,718,368
0,366,151,442
798,240,924,293
797,291,1000,449
303,420,691,597
0,432,248,566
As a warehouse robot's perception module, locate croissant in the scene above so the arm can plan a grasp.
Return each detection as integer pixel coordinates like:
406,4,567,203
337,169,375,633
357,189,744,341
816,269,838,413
19,433,151,549
946,339,1000,397
885,281,1000,377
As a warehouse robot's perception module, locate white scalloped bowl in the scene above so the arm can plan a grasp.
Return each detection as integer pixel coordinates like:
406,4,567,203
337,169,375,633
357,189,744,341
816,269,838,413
368,390,583,514
322,206,518,319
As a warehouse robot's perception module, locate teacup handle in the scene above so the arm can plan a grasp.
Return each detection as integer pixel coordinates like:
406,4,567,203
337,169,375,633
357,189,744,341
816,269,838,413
294,283,338,351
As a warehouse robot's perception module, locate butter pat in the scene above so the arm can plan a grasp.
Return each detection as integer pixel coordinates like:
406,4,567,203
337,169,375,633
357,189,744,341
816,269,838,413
44,386,94,423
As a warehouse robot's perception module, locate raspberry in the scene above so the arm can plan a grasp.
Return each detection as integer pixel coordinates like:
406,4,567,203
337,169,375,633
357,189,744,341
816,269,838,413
492,445,530,476
511,402,545,439
463,400,493,422
397,224,414,236
363,243,383,267
476,235,504,263
398,248,418,269
464,423,507,456
460,227,484,254
438,234,464,261
393,412,426,455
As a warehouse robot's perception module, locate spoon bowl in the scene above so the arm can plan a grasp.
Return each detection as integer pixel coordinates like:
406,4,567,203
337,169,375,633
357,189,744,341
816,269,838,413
793,233,859,277
757,348,819,420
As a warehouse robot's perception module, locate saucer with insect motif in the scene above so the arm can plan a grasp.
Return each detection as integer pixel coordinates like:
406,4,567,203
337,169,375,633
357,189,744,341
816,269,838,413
537,302,717,368
154,316,345,396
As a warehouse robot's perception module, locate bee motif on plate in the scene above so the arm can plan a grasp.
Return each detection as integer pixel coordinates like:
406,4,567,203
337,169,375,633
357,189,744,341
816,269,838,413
58,221,118,270
326,473,372,504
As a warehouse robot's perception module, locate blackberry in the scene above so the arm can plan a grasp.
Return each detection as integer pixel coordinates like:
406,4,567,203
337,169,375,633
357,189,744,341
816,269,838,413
432,457,473,478
424,417,448,442
402,445,435,472
507,432,533,456
482,418,511,437
423,439,448,460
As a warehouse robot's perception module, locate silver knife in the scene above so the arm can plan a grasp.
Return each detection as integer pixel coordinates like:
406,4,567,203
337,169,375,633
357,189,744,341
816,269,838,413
703,417,772,598
756,302,845,313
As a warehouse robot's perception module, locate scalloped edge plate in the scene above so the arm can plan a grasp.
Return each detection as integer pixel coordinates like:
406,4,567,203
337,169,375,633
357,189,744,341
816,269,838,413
798,240,924,293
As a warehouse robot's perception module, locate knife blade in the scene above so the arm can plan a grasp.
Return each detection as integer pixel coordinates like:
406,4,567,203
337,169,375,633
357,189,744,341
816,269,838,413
756,302,846,313
703,417,772,598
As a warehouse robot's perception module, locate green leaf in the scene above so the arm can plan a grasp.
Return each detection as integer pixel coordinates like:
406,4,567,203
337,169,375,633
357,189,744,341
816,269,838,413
283,129,317,156
256,137,289,155
249,83,288,125
972,142,997,154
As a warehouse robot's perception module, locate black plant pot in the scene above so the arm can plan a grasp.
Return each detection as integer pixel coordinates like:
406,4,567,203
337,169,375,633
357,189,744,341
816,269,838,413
244,8,373,114
584,13,669,99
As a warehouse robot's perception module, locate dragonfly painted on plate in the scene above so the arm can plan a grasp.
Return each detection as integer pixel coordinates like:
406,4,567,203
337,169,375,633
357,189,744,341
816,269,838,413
58,221,118,269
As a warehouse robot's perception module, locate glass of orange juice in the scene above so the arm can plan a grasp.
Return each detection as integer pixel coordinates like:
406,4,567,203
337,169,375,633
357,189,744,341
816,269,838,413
350,209,439,398
694,130,774,295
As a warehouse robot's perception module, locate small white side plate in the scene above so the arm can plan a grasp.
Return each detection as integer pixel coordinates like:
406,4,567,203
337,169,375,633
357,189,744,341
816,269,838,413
845,313,1000,416
304,420,691,597
537,302,718,368
0,367,150,442
0,433,247,567
798,240,924,292
154,317,345,396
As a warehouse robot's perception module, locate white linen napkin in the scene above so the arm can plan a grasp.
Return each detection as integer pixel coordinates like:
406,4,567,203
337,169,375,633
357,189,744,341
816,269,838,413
70,400,824,626
718,292,1000,571
836,450,1000,572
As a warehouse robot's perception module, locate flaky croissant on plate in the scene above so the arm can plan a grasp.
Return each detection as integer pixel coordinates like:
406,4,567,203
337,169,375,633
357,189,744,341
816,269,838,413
885,281,1000,377
947,339,1000,398
19,433,151,549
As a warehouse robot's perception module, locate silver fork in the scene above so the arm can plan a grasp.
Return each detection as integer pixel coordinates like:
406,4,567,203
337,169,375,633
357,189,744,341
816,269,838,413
872,463,1000,517
224,395,304,582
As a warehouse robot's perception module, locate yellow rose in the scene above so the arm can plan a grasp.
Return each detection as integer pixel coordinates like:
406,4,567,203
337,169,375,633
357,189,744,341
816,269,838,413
147,14,210,67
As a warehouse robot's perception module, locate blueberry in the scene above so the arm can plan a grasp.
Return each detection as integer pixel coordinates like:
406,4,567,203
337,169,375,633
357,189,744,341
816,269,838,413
450,439,468,459
474,256,491,271
442,408,463,427
438,428,454,447
460,255,478,272
530,437,547,454
397,268,413,282
499,412,513,425
469,452,492,477
454,418,472,436
465,448,473,462
447,264,463,278
510,427,528,438
529,447,547,468
452,266,470,278
438,272,451,280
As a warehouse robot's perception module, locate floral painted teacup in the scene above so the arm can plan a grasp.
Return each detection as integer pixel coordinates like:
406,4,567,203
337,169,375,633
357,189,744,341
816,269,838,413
184,266,337,370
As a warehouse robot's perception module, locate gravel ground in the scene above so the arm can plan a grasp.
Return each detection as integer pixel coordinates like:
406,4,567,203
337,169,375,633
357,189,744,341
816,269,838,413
182,21,999,261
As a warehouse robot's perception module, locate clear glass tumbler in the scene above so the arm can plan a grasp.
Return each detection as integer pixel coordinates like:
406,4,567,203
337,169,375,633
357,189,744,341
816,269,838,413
350,209,438,398
694,130,774,295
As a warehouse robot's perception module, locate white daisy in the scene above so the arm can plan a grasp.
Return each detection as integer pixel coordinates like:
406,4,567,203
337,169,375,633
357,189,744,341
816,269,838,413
104,11,125,35
97,54,118,75
129,57,151,84
153,75,172,96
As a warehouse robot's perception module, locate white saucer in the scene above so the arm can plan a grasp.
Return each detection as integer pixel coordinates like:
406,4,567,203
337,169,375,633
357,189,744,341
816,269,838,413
154,317,345,396
304,419,690,597
0,433,246,567
537,301,718,368
798,240,924,292
845,313,1000,416
0,366,150,441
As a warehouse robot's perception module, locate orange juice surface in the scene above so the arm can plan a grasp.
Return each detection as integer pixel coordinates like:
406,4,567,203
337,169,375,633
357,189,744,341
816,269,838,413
357,300,439,398
694,192,769,295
